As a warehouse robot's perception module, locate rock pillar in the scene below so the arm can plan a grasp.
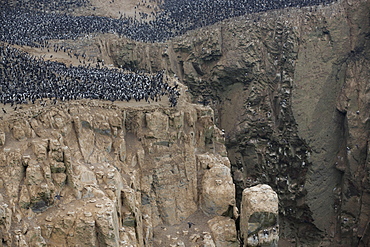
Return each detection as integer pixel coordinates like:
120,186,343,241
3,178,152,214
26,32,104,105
240,184,279,247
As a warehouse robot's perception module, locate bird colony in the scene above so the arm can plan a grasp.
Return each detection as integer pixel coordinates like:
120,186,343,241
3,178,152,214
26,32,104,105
0,0,336,107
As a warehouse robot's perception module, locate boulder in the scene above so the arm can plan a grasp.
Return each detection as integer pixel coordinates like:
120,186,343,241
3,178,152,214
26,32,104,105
208,216,238,247
240,184,279,247
201,163,236,216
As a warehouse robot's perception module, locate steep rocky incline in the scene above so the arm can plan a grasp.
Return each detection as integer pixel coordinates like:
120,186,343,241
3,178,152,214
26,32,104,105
107,0,370,245
0,86,242,246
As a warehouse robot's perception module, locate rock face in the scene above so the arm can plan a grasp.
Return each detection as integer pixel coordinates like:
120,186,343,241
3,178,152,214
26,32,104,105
240,184,279,247
200,156,235,216
208,216,238,247
1,0,369,246
0,86,238,246
107,0,370,245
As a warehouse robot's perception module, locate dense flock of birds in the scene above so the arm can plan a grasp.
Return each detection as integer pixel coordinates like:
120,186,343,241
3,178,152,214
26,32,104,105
0,45,180,107
2,0,337,44
0,0,336,108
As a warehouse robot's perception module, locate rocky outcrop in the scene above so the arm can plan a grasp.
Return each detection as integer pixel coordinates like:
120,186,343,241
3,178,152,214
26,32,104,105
199,154,236,216
208,216,238,247
0,80,238,246
0,0,369,246
106,0,370,245
240,184,279,247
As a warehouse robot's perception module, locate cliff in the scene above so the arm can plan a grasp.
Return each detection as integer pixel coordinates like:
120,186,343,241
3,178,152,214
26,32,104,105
1,0,369,246
104,0,370,245
0,82,243,246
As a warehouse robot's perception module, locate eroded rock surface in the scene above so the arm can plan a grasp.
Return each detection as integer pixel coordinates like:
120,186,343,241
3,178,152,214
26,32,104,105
0,85,237,246
1,0,369,246
208,216,238,247
240,184,279,247
107,0,370,245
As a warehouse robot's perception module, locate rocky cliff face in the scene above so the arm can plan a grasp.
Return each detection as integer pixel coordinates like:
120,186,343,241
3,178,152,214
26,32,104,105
106,0,370,245
0,85,243,246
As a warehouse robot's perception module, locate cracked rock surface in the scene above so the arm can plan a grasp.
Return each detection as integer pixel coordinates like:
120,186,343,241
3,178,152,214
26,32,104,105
0,85,240,246
108,0,370,245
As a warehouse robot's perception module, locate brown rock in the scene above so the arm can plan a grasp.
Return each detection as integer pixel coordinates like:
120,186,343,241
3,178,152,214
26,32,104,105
240,184,278,247
145,111,169,139
51,173,67,186
31,140,48,160
25,161,45,186
0,129,5,146
201,162,236,216
208,216,238,247
0,82,233,246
